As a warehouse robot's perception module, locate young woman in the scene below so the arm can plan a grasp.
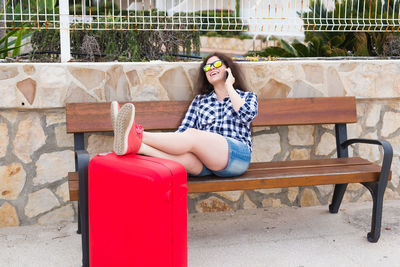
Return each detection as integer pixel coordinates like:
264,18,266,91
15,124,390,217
111,52,258,177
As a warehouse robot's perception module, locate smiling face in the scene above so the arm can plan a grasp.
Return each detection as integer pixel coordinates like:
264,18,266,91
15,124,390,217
204,56,227,84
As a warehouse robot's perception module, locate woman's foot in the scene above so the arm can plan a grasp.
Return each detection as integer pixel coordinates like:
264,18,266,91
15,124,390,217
113,103,144,155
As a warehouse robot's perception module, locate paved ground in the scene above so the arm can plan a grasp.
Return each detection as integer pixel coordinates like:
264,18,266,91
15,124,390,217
1,200,400,267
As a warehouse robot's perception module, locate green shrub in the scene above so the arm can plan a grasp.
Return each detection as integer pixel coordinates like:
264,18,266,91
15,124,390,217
30,29,200,62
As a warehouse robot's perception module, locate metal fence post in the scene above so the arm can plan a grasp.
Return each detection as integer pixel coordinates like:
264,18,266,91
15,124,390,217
59,0,71,63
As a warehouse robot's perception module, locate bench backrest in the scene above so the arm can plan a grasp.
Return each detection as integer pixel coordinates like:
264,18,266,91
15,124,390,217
66,97,357,134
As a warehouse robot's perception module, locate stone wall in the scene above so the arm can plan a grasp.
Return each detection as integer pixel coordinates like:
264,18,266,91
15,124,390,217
1,61,400,227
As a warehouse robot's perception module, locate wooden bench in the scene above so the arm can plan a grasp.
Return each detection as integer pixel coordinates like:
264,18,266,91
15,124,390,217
66,97,392,267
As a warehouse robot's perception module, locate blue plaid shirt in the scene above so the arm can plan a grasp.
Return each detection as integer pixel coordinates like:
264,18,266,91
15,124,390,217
177,89,258,152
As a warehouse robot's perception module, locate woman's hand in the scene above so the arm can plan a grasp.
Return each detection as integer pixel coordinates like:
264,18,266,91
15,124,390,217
225,68,235,87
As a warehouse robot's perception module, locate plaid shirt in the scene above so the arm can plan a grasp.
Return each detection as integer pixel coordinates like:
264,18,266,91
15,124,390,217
177,89,258,152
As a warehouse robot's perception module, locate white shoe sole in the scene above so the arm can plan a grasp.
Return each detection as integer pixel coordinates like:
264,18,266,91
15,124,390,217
110,101,119,131
114,103,135,155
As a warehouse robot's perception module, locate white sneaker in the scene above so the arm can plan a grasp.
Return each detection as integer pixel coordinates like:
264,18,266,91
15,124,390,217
110,101,120,131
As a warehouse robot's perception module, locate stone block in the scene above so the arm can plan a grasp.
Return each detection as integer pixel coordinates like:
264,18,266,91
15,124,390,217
302,64,324,84
46,112,65,126
288,187,299,202
23,65,35,75
347,123,362,139
16,78,36,105
133,84,160,101
33,150,75,185
87,134,113,159
216,191,242,202
37,204,74,225
390,156,400,188
290,148,311,160
259,79,291,99
358,132,380,162
254,188,282,194
322,124,335,130
68,67,106,91
56,182,70,202
65,83,97,103
252,133,281,162
0,66,18,80
262,198,283,208
384,188,400,200
0,123,8,158
55,125,74,147
0,64,19,80
382,112,400,137
0,163,26,200
288,125,314,146
104,65,131,102
243,194,257,209
315,185,334,197
327,67,346,96
25,189,60,218
195,196,232,212
13,113,46,163
0,111,18,124
338,62,358,72
347,183,364,191
388,135,400,156
159,66,194,100
0,202,19,227
300,188,320,207
316,132,336,156
365,104,381,128
126,69,141,88
291,80,324,98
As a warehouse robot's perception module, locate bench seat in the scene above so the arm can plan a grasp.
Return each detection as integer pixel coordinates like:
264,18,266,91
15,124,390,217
68,157,385,199
187,157,385,193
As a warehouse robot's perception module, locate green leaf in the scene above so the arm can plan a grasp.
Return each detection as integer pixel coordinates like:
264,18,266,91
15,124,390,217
261,46,294,57
12,29,24,57
2,37,8,58
292,42,309,57
330,35,346,47
280,39,297,56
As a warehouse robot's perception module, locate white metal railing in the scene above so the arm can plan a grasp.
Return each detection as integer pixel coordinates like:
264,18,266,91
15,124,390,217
1,0,400,61
2,0,400,33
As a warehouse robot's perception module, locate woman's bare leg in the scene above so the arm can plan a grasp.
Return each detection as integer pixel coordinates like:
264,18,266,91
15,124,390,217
138,143,204,175
141,128,229,171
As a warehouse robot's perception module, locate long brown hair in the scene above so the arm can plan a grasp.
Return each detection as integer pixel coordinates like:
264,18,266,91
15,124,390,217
195,52,249,95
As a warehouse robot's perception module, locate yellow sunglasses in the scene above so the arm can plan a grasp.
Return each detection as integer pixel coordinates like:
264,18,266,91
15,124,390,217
203,60,224,72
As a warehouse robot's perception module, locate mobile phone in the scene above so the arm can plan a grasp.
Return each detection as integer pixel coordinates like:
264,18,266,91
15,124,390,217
225,71,229,80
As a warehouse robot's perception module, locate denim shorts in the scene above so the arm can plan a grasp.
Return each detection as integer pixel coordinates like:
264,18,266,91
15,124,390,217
190,137,251,177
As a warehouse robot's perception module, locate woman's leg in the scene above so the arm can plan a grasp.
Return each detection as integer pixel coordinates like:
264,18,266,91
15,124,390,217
138,143,204,175
142,128,229,171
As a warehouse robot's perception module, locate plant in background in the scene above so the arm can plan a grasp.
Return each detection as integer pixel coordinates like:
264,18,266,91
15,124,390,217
30,28,200,62
250,0,400,58
0,0,57,59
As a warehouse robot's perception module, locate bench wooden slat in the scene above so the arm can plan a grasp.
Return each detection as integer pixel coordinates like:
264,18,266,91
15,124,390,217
66,101,190,133
254,97,357,126
68,172,79,201
187,162,385,193
68,157,387,200
246,157,371,171
66,97,356,133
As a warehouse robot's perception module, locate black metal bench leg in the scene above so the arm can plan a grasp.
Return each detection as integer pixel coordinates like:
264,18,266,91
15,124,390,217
362,182,384,243
77,200,81,234
76,151,90,267
329,183,348,213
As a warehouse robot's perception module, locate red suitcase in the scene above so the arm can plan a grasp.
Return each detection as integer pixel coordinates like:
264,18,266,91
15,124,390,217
88,152,188,267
